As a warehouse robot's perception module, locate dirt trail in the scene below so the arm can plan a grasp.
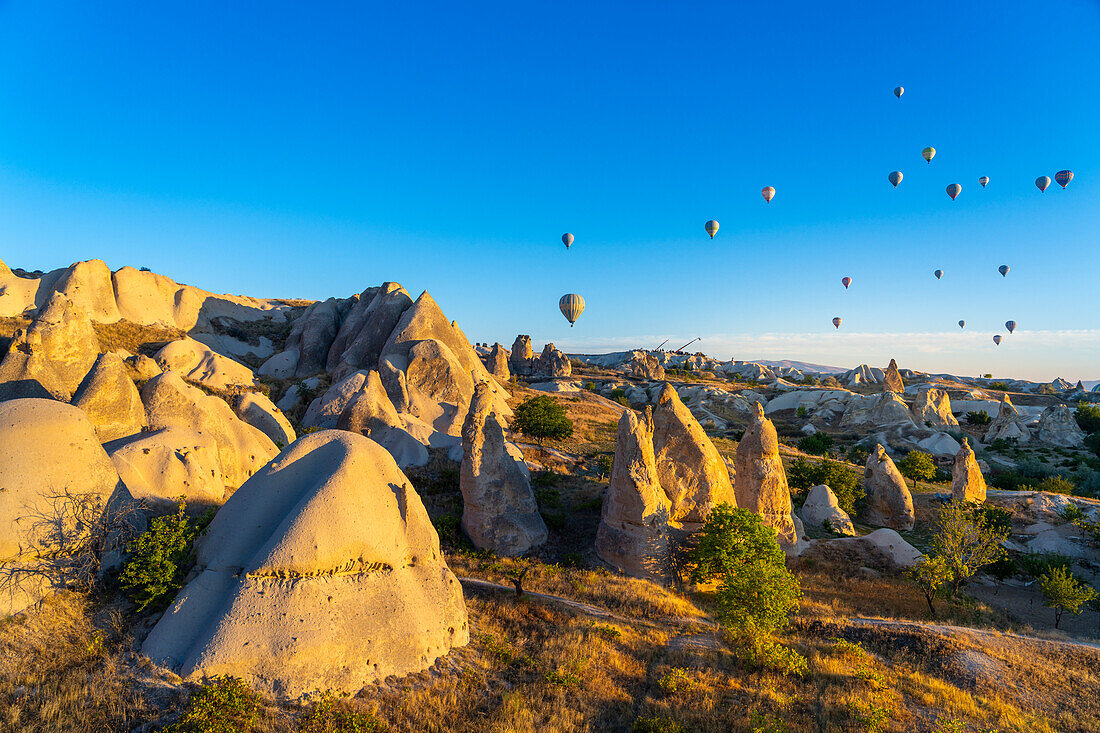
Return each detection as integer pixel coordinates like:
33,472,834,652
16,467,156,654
847,616,1100,653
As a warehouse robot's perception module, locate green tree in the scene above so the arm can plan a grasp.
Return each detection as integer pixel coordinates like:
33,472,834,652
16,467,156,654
906,556,952,618
1075,404,1100,433
786,457,861,515
797,432,834,456
1039,566,1098,628
119,499,212,612
896,451,937,486
511,395,574,445
930,499,1008,593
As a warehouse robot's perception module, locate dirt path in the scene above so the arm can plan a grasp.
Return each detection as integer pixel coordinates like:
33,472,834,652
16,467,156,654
847,616,1100,653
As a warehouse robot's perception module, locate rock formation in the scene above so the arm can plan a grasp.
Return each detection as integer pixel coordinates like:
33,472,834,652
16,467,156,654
141,430,469,698
863,444,915,530
0,399,124,615
155,337,256,391
651,383,735,525
911,387,959,429
459,383,547,556
337,370,430,468
536,343,572,378
840,391,918,429
951,437,987,502
107,427,226,506
623,351,666,380
733,402,804,552
234,392,295,447
984,394,1031,444
596,409,672,583
510,335,534,375
326,283,414,379
883,359,904,393
141,372,278,491
71,352,146,442
800,484,856,536
1035,404,1086,448
284,297,344,377
485,343,510,381
0,292,100,400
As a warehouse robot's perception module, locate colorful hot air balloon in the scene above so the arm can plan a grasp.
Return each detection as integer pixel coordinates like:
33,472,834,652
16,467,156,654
894,86,904,98
1055,170,1074,188
1005,320,1017,333
934,269,944,280
922,147,936,163
888,171,903,188
993,335,1002,346
832,317,842,329
842,276,852,289
946,183,962,200
979,176,989,188
559,293,585,327
761,186,775,203
1035,176,1051,192
562,233,574,249
705,220,719,239
958,320,966,329
998,265,1010,277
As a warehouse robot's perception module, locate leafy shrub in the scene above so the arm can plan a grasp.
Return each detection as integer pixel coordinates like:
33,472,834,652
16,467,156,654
166,676,263,732
658,667,695,694
797,432,834,456
965,410,992,426
1060,504,1086,523
594,453,613,479
632,716,685,733
511,395,574,445
846,444,870,466
1086,432,1100,459
1075,405,1100,432
298,692,386,732
962,501,1014,535
795,406,808,418
1039,565,1098,628
1038,475,1076,495
930,500,1008,593
1018,552,1073,579
987,381,1010,391
119,499,213,612
786,458,861,515
906,556,952,617
583,381,598,392
896,451,937,484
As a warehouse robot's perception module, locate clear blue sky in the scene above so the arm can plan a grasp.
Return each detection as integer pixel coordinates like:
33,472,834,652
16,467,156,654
1,1,1098,381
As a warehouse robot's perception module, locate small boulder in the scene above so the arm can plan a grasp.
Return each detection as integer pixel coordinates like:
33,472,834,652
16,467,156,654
800,485,855,536
863,444,915,531
71,352,146,442
459,383,547,556
107,427,226,507
951,437,987,503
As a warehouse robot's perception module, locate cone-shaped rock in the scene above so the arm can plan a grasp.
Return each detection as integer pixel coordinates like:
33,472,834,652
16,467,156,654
510,335,534,375
1035,404,1086,448
733,402,802,551
72,352,146,442
459,382,547,556
326,283,414,379
883,359,904,393
863,444,915,530
596,408,672,583
651,383,735,525
485,343,510,381
141,430,469,698
984,393,1031,444
951,437,987,502
801,484,856,536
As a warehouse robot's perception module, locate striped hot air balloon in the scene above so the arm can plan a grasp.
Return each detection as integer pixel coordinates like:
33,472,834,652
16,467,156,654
1005,320,1017,334
705,220,719,239
842,276,852,289
979,176,989,188
922,147,936,163
894,86,904,98
559,293,585,327
1055,170,1074,188
762,186,775,203
562,233,574,249
889,171,903,188
946,183,961,200
1036,176,1051,192
993,335,1002,346
832,317,842,329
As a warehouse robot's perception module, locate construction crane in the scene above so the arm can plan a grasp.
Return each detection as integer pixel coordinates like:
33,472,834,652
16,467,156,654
653,338,669,351
675,337,700,353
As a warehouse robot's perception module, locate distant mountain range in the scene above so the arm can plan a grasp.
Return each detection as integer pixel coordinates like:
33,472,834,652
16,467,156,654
755,359,847,374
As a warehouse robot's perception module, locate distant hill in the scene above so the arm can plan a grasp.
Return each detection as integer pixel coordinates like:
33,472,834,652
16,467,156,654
755,359,847,374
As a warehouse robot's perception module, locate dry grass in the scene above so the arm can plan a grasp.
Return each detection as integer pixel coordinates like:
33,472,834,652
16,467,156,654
92,320,185,356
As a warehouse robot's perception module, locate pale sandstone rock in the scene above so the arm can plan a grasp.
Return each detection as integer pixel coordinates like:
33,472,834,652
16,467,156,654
71,352,146,442
459,383,547,556
537,343,572,378
911,386,959,429
485,343,510,381
883,359,904,393
510,335,534,375
107,427,226,506
734,403,804,553
951,437,987,503
800,484,856,536
863,444,915,531
235,392,295,447
155,337,256,392
326,283,413,379
984,394,1031,445
0,292,100,398
141,430,469,698
1035,404,1086,448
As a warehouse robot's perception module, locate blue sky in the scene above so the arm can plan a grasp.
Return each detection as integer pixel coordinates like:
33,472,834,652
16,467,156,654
1,1,1098,381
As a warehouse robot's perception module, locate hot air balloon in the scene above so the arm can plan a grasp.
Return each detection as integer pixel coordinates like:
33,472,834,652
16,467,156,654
998,265,1010,277
705,220,719,239
1036,176,1051,192
1005,320,1017,333
946,183,962,200
559,294,585,327
762,186,775,203
1055,170,1074,188
888,171,903,188
993,335,1002,346
934,269,944,280
922,147,936,163
958,320,966,329
562,233,574,249
832,317,842,329
979,176,989,188
842,276,852,289
894,86,904,98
